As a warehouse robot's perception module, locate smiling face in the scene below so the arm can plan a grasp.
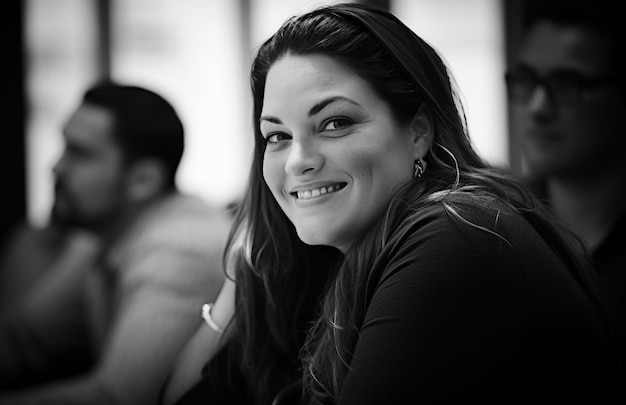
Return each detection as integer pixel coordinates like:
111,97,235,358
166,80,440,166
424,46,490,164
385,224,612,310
261,54,430,252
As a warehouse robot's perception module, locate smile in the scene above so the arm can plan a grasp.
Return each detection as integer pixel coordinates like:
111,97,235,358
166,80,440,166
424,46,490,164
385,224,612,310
292,182,347,200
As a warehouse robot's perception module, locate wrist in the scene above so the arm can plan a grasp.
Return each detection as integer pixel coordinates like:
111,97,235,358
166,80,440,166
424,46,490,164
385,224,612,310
202,278,236,332
202,303,224,333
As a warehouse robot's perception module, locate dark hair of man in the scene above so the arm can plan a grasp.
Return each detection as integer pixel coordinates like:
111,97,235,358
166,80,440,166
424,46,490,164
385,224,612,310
82,81,184,190
214,3,619,403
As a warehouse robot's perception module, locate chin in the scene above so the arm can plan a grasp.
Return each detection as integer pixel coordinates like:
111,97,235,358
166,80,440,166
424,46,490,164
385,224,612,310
296,233,327,247
295,227,333,247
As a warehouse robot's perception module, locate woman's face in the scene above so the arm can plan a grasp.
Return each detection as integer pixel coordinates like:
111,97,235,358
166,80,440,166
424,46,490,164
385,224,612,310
261,54,425,252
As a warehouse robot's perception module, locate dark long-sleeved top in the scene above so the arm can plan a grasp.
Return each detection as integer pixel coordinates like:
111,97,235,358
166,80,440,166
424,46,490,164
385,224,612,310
176,197,624,404
337,199,622,403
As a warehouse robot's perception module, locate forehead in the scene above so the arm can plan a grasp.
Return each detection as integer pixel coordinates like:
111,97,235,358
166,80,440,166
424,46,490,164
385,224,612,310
517,21,613,75
262,54,376,113
63,103,117,147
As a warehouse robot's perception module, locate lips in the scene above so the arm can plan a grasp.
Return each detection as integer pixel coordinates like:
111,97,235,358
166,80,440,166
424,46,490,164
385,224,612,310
291,182,347,200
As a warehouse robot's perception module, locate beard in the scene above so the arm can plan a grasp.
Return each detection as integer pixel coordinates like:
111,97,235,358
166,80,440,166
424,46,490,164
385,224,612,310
51,181,120,233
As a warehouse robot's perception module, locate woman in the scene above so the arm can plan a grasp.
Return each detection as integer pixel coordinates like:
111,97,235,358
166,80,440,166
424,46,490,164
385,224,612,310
162,3,624,404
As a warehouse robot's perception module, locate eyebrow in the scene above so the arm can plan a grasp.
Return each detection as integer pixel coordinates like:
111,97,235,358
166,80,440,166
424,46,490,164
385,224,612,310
259,96,361,124
308,96,361,117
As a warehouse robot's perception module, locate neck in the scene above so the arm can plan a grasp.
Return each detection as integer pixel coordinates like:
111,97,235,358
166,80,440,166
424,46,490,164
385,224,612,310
546,165,626,251
95,195,164,251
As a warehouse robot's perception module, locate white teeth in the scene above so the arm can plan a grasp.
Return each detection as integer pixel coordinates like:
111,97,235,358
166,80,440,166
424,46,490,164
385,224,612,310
296,184,343,200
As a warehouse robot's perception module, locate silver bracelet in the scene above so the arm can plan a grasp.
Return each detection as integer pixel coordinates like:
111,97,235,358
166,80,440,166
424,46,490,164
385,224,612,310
202,303,224,333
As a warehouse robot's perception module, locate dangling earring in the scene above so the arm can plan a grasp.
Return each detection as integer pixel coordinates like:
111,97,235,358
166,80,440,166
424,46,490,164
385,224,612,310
414,158,426,179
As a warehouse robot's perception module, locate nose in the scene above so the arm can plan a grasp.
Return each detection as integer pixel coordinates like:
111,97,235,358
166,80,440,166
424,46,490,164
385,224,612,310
52,152,66,177
284,138,323,176
527,85,555,118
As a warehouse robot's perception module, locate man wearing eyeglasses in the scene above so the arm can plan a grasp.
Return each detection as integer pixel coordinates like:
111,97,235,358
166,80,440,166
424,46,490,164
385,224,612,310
506,0,626,330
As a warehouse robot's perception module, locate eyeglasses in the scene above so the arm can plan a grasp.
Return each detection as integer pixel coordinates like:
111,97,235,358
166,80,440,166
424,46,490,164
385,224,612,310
504,69,617,105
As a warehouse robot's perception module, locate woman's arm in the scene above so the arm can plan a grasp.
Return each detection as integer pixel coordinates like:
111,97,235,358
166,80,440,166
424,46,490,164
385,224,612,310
160,276,236,405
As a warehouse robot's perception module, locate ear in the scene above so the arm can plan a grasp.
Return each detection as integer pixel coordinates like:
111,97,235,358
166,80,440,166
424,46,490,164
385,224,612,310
125,159,167,201
407,103,434,160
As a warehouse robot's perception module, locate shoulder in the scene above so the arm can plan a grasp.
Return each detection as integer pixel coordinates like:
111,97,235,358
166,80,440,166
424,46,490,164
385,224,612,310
106,193,233,279
396,193,526,248
363,195,549,331
378,193,546,285
127,192,233,251
152,193,234,234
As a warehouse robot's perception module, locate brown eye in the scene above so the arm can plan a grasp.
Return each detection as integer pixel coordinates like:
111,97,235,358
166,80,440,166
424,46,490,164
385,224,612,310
266,132,291,144
322,118,352,131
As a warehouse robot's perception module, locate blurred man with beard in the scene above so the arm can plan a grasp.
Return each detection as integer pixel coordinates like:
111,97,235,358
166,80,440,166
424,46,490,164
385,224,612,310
0,82,233,405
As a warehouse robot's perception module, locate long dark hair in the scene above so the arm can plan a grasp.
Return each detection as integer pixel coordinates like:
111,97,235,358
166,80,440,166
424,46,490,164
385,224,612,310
217,3,613,404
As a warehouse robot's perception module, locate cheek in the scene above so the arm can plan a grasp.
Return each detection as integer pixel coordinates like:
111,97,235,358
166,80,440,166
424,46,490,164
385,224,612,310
78,163,124,200
262,154,285,196
347,128,414,179
350,148,412,187
76,180,113,212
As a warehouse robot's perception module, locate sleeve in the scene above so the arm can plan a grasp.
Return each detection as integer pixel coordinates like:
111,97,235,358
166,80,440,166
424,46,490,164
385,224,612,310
93,243,225,405
337,208,534,404
0,212,230,405
0,223,43,307
0,232,95,390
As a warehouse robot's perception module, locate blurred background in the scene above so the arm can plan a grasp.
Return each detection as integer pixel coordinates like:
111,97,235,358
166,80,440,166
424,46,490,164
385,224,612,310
2,0,528,244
